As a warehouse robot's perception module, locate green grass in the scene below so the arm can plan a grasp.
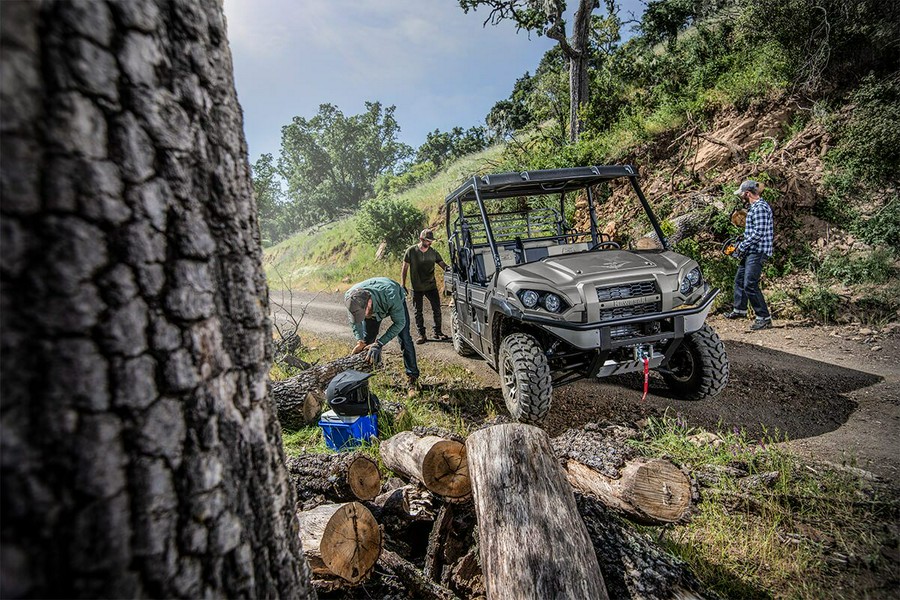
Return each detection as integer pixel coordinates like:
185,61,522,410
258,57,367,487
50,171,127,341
631,415,898,599
264,145,507,292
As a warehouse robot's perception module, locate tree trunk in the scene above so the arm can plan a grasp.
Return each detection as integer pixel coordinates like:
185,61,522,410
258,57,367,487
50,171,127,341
466,424,609,600
378,549,461,600
286,451,382,503
553,424,692,524
576,495,717,600
565,458,692,524
271,354,372,430
568,0,594,142
297,502,382,585
380,431,471,501
0,1,312,597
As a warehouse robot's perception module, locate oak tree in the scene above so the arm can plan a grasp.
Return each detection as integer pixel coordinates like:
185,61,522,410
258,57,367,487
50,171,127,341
0,0,312,597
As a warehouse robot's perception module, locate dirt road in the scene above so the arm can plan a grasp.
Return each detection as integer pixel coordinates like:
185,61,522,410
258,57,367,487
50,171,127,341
272,290,900,483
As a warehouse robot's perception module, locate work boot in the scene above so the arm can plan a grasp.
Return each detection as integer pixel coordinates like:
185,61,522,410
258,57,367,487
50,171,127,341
432,331,450,341
750,317,772,330
406,375,419,398
415,334,427,344
724,309,747,319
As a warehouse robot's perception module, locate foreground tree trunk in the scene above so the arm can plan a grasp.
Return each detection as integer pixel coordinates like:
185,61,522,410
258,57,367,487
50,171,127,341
0,1,312,597
466,424,609,600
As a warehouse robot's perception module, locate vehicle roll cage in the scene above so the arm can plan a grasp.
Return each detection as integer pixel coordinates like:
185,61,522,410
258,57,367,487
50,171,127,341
444,166,669,275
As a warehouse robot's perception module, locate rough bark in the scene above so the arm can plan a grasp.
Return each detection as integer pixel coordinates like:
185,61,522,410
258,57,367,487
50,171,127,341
271,354,372,430
380,431,472,501
379,549,461,600
0,1,311,597
467,424,609,600
286,451,382,503
297,502,382,585
553,425,692,524
577,495,718,600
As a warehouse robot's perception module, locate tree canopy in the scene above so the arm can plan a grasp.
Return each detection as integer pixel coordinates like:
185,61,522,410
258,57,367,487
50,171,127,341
278,102,412,227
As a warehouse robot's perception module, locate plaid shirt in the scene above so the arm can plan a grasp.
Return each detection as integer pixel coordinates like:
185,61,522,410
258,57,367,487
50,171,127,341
739,199,774,257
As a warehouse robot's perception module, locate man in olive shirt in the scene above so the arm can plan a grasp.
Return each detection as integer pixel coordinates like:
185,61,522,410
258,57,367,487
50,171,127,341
401,229,450,344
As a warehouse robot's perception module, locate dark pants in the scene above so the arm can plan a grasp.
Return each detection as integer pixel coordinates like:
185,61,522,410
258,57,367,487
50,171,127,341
363,303,419,377
733,252,770,319
412,288,443,337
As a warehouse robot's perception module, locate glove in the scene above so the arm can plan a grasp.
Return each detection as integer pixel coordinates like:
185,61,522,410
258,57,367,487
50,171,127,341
365,342,383,366
724,245,736,256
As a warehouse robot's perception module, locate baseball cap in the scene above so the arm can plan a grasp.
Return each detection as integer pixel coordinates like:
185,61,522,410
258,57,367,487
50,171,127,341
344,287,370,325
419,228,435,241
733,180,759,196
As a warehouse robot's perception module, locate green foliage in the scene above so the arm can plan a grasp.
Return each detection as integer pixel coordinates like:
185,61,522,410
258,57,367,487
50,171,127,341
374,161,438,198
819,249,897,286
279,102,412,227
854,199,900,249
252,153,296,247
828,75,900,183
795,285,841,322
415,126,488,168
356,196,426,257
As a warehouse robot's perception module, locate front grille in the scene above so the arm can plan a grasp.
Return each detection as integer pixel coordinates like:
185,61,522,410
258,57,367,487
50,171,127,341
609,323,643,339
596,281,657,302
599,302,660,322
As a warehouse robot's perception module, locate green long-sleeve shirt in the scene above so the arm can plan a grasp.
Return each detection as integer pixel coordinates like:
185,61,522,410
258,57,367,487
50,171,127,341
346,277,407,346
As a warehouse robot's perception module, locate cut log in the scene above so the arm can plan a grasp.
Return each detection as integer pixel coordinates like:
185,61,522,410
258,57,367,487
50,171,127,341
553,423,692,524
379,549,460,600
286,451,382,502
365,483,437,545
565,458,692,524
380,431,471,501
466,423,609,600
271,354,371,430
297,501,382,584
576,494,717,600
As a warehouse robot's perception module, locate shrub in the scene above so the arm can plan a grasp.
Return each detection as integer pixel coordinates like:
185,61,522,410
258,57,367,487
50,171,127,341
819,249,897,286
356,196,426,257
795,285,842,322
853,199,900,249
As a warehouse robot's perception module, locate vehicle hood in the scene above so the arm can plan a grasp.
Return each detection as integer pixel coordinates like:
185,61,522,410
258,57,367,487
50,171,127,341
504,250,684,286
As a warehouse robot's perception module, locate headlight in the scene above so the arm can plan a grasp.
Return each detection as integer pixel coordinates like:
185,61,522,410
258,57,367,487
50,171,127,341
520,290,539,308
542,293,562,313
680,279,692,294
687,267,702,286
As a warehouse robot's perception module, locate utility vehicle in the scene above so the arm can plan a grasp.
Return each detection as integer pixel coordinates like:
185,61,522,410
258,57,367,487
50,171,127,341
444,166,728,424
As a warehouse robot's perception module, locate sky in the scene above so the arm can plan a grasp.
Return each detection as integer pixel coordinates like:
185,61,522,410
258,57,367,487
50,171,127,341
224,0,644,165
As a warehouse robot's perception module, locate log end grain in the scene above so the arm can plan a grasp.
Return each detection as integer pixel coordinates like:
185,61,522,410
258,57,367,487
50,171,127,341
422,440,471,501
347,455,382,501
625,459,692,523
321,502,382,584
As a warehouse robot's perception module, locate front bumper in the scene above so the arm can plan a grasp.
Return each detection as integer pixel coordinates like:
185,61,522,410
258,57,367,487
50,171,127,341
497,288,719,351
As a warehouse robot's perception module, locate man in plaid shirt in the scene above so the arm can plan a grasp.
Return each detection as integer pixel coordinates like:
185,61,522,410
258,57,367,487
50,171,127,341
725,180,774,330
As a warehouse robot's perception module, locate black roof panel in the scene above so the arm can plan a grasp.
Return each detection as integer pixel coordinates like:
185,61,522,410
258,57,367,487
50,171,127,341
444,165,638,203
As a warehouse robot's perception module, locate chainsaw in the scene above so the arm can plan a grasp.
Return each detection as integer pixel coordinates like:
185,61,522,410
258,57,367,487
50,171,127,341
721,235,744,259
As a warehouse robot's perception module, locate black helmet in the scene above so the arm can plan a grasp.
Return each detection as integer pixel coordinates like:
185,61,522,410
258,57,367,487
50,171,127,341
325,370,379,416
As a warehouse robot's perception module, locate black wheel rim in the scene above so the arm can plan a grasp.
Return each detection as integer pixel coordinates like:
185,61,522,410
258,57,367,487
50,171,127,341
668,346,696,383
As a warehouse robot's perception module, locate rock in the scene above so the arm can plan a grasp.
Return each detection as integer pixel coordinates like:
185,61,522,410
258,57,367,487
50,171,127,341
859,328,874,336
687,432,723,448
871,346,883,352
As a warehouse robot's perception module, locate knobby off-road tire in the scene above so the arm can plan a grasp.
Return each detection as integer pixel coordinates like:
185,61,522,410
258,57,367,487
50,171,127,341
498,333,553,425
662,323,729,400
451,303,478,357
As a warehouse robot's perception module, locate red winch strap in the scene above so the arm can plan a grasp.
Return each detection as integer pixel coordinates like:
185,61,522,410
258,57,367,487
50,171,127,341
640,356,650,403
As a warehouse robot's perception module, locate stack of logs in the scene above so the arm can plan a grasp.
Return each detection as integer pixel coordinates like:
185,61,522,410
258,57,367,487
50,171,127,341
288,421,714,599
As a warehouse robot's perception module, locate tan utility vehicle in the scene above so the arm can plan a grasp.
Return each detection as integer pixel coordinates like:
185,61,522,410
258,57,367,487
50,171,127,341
444,166,728,424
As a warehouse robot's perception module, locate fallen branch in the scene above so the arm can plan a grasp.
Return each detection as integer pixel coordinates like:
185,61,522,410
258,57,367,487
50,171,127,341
379,549,460,600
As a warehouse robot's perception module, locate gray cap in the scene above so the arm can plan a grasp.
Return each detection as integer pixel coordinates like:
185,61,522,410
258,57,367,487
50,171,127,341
734,180,759,196
344,287,370,325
